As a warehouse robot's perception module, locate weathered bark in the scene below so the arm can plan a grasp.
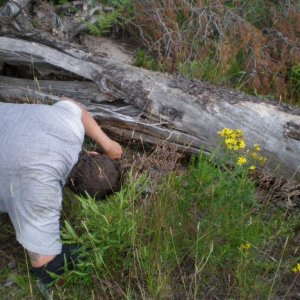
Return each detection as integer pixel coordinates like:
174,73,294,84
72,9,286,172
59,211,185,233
0,31,101,63
0,76,111,103
0,76,202,154
0,0,30,23
0,31,134,66
0,0,33,31
1,36,300,180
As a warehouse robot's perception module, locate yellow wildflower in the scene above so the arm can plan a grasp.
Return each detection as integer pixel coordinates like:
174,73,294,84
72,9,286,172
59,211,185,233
253,144,261,152
239,242,251,252
225,138,235,145
258,156,267,164
239,140,246,149
232,141,245,151
218,128,244,140
225,138,236,150
233,129,244,139
237,156,247,165
218,128,233,137
292,263,300,273
251,152,258,159
249,165,256,171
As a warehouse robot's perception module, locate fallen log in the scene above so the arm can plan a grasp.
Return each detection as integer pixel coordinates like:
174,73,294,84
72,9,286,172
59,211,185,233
0,31,135,66
0,76,111,104
1,36,300,180
0,75,202,154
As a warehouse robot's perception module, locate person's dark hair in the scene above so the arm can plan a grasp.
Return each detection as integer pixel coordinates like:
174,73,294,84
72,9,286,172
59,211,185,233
66,153,121,200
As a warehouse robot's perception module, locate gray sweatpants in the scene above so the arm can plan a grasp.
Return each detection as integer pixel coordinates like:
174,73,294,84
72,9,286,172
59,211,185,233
0,101,84,255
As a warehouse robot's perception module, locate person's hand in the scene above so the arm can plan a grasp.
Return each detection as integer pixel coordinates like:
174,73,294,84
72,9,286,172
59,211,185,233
86,151,99,156
104,141,123,160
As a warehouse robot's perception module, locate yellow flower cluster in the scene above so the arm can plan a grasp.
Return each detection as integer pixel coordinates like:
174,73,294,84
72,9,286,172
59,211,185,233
251,149,267,165
218,128,246,151
292,263,300,273
239,242,251,252
237,156,247,166
218,128,267,171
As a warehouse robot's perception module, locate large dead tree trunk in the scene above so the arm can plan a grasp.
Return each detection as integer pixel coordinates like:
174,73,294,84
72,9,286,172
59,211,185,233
1,36,300,180
0,75,202,154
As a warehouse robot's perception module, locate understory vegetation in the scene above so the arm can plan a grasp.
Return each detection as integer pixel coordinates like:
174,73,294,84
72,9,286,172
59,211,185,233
0,0,300,298
1,147,300,298
86,0,300,104
58,157,300,299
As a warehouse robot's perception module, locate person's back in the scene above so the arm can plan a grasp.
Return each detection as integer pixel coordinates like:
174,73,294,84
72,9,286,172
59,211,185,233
0,99,123,284
0,101,84,255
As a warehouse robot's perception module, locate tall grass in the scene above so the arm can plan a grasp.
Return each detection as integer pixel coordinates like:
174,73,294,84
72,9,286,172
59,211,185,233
56,154,298,299
1,153,299,298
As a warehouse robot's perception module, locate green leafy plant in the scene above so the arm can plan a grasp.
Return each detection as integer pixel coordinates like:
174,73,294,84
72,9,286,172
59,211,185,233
1,135,299,298
288,64,300,102
178,49,246,87
0,0,7,6
88,0,133,36
135,49,160,71
52,0,71,5
61,172,148,286
57,141,296,298
88,10,120,36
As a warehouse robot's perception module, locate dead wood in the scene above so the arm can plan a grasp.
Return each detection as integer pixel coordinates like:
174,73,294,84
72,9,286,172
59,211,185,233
0,0,32,31
0,31,135,66
0,75,111,103
0,75,201,154
1,36,300,180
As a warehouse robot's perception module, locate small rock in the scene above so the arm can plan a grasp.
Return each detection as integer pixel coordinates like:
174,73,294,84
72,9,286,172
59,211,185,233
36,280,54,300
4,278,15,288
7,260,16,270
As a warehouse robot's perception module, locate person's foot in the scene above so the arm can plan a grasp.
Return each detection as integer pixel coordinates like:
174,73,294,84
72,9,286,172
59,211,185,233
31,245,80,285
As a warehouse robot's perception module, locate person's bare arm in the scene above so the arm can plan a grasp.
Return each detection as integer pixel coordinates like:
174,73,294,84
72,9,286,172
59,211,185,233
62,98,123,160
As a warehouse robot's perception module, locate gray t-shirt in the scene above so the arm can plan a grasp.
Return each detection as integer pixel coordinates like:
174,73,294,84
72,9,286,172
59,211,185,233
0,101,84,255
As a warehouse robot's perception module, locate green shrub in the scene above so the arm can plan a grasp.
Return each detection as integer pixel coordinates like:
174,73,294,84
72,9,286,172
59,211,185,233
88,10,121,36
135,49,160,71
52,0,71,5
61,172,148,285
88,0,133,36
1,150,298,298
178,50,245,87
58,151,296,298
288,64,300,102
225,0,273,28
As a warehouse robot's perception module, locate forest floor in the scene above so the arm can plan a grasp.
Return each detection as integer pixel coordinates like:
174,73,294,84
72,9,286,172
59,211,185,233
1,142,300,299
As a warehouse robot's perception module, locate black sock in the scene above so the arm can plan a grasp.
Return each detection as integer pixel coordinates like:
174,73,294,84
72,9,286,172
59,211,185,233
31,245,80,285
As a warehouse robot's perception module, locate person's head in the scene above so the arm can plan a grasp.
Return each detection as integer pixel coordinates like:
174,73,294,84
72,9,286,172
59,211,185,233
66,152,121,200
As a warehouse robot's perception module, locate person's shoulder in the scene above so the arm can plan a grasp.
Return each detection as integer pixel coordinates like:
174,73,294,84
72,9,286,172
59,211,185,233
53,100,82,118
